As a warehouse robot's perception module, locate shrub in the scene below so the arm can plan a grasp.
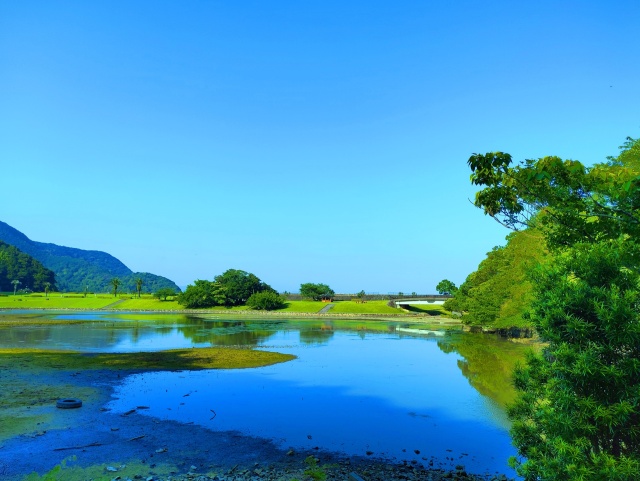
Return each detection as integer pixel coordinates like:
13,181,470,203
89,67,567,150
246,291,286,311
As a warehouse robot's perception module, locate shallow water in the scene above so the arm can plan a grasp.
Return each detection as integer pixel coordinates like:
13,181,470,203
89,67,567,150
0,311,527,477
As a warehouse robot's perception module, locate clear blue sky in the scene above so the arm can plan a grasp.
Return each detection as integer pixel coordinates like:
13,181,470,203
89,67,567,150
1,1,639,293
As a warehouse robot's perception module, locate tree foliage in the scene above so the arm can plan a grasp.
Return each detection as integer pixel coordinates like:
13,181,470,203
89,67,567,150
177,280,226,309
214,269,274,306
154,287,176,301
435,279,458,295
246,291,287,310
111,278,120,297
0,241,56,292
299,283,335,301
443,229,547,327
469,137,640,480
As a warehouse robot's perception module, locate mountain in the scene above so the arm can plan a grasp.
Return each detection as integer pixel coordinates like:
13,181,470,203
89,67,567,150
0,241,57,292
0,221,181,294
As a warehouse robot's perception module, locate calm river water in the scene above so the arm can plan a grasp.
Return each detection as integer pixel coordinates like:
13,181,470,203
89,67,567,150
1,312,529,478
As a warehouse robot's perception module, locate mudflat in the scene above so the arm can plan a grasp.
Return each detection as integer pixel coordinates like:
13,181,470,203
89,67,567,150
1,360,513,481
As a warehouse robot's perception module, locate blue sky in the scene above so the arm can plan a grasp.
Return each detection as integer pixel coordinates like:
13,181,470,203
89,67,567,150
1,1,639,293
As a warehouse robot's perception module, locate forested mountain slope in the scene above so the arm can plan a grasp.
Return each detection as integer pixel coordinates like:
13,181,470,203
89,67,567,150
0,221,180,293
0,241,57,292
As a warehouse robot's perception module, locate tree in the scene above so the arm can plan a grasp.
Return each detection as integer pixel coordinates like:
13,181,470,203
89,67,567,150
177,280,226,308
111,278,120,297
442,229,547,326
44,281,51,299
135,277,143,298
435,279,458,295
214,269,274,306
11,279,20,295
154,287,176,301
469,138,640,480
300,283,335,301
246,291,286,310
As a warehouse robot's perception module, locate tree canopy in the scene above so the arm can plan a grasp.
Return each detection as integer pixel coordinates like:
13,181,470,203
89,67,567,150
443,229,547,327
177,280,226,309
299,282,335,301
435,279,458,295
469,137,640,480
214,269,274,306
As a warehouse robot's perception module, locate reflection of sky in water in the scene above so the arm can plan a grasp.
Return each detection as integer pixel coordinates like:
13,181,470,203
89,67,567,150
0,312,519,477
108,332,517,478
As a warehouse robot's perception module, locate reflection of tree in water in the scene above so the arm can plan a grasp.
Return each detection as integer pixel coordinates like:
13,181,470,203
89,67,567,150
299,322,335,345
175,318,278,346
437,333,530,407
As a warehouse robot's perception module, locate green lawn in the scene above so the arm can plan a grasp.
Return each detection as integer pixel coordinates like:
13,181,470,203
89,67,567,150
113,297,183,310
329,300,402,314
402,303,448,316
0,295,115,309
278,300,326,313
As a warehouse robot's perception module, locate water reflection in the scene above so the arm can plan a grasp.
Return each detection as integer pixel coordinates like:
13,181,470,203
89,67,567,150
0,312,530,477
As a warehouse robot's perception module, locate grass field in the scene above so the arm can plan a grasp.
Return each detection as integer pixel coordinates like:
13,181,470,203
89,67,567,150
112,297,183,310
0,295,116,309
278,300,326,313
0,294,453,317
329,300,402,314
402,303,448,316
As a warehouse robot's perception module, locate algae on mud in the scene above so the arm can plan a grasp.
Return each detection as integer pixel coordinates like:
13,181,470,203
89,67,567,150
0,346,295,371
0,347,295,442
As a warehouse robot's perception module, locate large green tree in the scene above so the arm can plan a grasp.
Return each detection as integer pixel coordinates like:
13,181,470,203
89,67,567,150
299,282,335,301
469,137,640,480
435,279,458,295
177,280,226,308
214,269,274,306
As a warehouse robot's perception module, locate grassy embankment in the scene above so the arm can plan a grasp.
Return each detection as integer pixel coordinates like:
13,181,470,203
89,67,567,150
0,293,450,316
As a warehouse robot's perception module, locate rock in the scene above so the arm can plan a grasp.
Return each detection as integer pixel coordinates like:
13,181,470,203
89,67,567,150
107,466,118,472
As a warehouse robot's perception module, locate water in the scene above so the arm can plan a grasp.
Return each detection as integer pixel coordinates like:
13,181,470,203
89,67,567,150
0,311,528,477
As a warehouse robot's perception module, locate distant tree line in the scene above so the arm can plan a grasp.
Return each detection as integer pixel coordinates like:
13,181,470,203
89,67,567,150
178,269,286,310
178,272,342,311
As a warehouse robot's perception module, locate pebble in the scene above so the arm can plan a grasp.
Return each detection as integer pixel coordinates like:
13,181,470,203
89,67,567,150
136,460,510,481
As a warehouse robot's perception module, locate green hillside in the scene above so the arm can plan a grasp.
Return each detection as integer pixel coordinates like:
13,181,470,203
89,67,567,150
0,221,180,294
0,241,57,292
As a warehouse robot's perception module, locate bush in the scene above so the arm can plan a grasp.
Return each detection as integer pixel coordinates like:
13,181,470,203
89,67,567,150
246,291,286,311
